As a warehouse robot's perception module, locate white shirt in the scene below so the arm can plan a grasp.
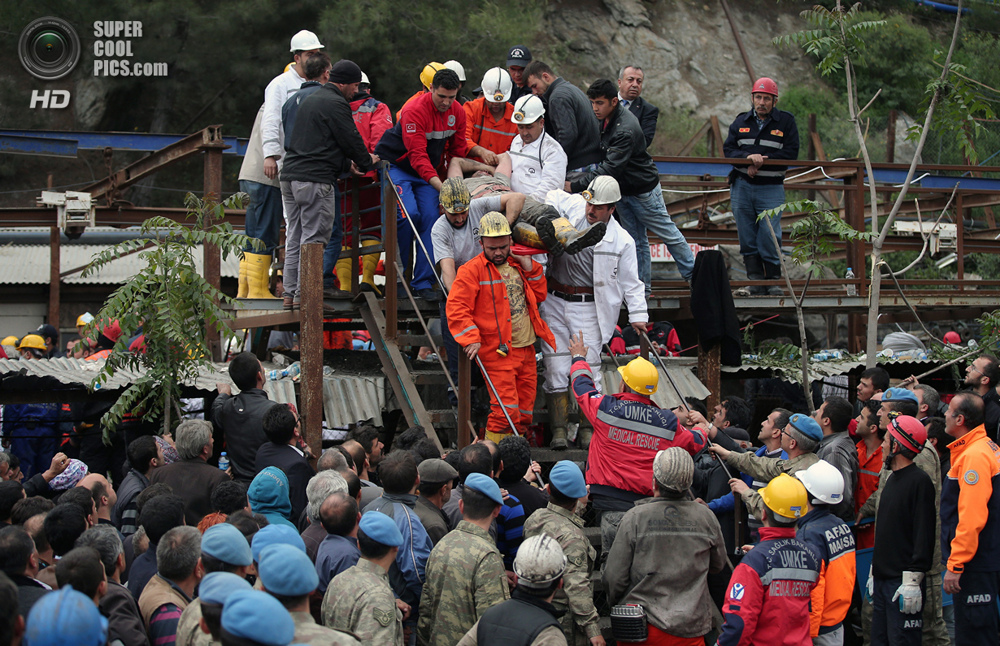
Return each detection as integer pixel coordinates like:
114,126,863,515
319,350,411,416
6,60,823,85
431,196,502,268
260,67,308,166
508,132,568,202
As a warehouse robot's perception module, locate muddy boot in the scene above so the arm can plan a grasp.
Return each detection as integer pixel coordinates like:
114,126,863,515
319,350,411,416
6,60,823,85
546,391,569,449
577,413,593,449
744,254,766,296
512,221,558,254
552,217,607,254
237,257,249,299
763,260,784,296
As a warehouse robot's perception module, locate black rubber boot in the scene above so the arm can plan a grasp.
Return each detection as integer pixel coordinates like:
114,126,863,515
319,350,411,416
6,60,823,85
763,260,784,296
744,255,766,296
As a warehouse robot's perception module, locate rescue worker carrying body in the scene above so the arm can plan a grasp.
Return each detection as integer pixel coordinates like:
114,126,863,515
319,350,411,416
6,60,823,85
447,212,555,442
464,68,518,165
567,331,705,558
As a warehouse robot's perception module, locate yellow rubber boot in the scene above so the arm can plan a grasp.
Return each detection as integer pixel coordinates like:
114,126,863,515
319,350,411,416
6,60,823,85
237,257,249,299
513,219,561,256
335,246,353,291
546,391,569,450
245,252,279,299
360,239,383,296
552,217,606,255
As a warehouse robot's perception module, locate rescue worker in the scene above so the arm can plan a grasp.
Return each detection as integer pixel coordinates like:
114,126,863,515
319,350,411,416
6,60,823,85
709,412,821,521
542,177,648,449
869,414,936,646
723,77,800,296
507,94,568,202
444,60,470,104
605,447,727,645
456,534,570,646
446,212,555,441
523,461,603,645
76,312,94,338
942,392,1000,646
376,68,468,302
567,332,705,557
717,474,821,646
794,460,857,646
322,511,406,645
238,30,324,300
464,68,518,165
418,473,510,646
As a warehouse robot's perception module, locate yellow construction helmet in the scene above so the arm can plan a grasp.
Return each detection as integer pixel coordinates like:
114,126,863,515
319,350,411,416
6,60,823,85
759,473,809,522
618,356,658,394
479,212,511,237
420,62,446,90
439,178,471,213
76,312,94,327
18,334,47,351
2,335,18,347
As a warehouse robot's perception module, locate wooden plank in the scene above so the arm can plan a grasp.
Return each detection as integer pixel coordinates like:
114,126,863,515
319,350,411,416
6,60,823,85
698,343,721,412
299,243,324,464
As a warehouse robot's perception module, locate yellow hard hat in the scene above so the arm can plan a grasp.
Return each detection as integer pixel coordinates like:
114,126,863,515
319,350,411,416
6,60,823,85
18,334,47,351
439,178,471,214
617,356,658,394
420,62,446,90
479,212,512,238
759,473,809,522
1,336,18,347
76,312,94,327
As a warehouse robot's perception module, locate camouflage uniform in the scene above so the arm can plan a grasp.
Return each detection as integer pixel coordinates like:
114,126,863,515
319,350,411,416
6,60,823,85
523,503,600,645
322,559,404,646
175,599,215,646
417,520,510,646
290,611,361,645
725,451,819,520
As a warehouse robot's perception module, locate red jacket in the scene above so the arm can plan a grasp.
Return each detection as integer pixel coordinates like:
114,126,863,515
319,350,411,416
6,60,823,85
717,526,821,646
571,359,704,497
375,92,467,183
446,253,554,355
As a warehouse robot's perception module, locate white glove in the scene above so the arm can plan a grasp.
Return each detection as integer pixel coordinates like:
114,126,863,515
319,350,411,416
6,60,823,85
865,568,874,603
892,571,924,614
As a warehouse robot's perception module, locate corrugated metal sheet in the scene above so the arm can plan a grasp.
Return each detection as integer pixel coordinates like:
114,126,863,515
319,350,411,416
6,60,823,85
597,358,710,409
721,357,947,384
0,244,240,285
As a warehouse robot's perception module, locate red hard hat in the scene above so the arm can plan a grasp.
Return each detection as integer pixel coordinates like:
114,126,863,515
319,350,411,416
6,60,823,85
943,331,961,344
887,414,927,454
752,77,779,97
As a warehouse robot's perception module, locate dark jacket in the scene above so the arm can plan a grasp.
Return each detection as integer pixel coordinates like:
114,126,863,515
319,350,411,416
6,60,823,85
280,83,373,183
102,581,150,646
626,96,659,147
148,458,230,527
569,102,659,196
983,388,1000,442
540,77,602,171
815,431,859,522
211,388,272,483
690,250,742,366
475,588,562,645
723,107,800,185
254,442,315,523
12,573,48,618
112,468,149,535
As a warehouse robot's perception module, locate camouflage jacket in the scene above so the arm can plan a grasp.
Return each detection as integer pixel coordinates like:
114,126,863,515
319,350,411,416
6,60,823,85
727,451,820,520
322,559,403,646
175,599,215,646
290,611,360,645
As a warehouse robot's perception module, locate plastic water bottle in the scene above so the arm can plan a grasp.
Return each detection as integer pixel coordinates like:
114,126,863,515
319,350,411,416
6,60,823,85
218,452,229,472
846,268,856,297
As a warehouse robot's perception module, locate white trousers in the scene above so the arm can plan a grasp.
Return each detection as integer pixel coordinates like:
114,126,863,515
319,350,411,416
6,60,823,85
540,295,603,394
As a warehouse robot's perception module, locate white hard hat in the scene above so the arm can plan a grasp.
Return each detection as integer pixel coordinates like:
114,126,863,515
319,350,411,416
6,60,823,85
481,67,513,104
583,176,622,206
444,60,466,82
512,94,545,125
513,534,566,590
289,30,324,53
794,459,845,506
361,71,370,86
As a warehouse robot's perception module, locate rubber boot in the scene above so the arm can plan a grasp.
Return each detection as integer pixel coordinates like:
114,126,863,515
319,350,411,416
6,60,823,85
512,221,555,252
552,217,607,255
245,253,279,299
743,254,766,296
237,257,249,299
577,413,593,449
763,260,784,296
546,391,569,450
360,239,383,296
335,246,353,292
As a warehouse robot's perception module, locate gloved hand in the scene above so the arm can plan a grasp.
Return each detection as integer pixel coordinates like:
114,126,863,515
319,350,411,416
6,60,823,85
892,571,925,614
863,567,874,603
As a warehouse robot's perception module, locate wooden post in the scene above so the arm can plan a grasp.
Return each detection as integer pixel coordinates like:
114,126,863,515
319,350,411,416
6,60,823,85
807,114,817,202
698,343,721,412
956,193,964,284
49,226,60,329
203,147,223,361
300,242,324,463
887,110,897,163
458,352,472,449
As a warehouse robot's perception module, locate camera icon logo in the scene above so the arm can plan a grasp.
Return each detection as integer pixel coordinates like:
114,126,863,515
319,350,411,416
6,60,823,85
19,17,81,81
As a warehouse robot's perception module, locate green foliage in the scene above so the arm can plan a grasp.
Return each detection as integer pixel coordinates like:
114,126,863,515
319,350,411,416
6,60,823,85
773,4,886,78
82,193,252,439
758,200,874,275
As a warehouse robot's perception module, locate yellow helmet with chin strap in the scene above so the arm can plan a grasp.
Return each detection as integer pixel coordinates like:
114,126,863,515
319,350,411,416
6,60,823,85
617,356,658,394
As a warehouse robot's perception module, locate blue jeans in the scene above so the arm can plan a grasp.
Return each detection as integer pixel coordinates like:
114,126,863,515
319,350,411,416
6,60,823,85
239,180,283,255
388,166,439,292
730,175,784,266
616,185,695,286
322,190,344,290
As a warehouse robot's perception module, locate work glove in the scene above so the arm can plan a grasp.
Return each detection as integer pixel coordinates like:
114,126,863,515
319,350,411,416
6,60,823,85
863,566,874,603
892,571,924,614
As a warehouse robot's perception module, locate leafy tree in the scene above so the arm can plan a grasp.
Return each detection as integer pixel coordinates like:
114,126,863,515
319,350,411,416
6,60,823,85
82,192,252,438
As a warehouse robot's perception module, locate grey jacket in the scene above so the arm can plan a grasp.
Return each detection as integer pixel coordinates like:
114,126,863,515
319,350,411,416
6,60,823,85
540,78,602,171
603,496,728,638
816,431,860,522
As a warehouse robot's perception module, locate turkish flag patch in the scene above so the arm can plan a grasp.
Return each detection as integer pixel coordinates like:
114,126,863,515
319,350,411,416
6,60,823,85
405,123,416,133
739,128,750,133
770,130,783,137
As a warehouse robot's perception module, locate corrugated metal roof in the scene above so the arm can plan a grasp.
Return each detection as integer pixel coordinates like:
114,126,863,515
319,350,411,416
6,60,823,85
721,357,948,384
598,357,710,409
0,244,240,285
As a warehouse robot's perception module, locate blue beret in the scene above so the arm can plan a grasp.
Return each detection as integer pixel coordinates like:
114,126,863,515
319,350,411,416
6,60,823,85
883,387,918,403
202,523,252,567
222,590,295,645
549,461,587,499
199,572,251,605
251,524,306,563
359,510,404,547
25,586,108,646
258,544,319,596
788,413,823,441
464,473,503,505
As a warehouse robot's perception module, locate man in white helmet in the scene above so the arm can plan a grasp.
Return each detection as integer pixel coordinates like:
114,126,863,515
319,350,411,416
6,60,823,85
507,94,567,202
456,534,570,646
444,60,471,104
463,68,518,166
237,29,324,301
541,176,647,450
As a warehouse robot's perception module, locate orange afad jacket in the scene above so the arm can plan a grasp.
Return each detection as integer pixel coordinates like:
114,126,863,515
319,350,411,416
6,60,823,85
942,425,1000,574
